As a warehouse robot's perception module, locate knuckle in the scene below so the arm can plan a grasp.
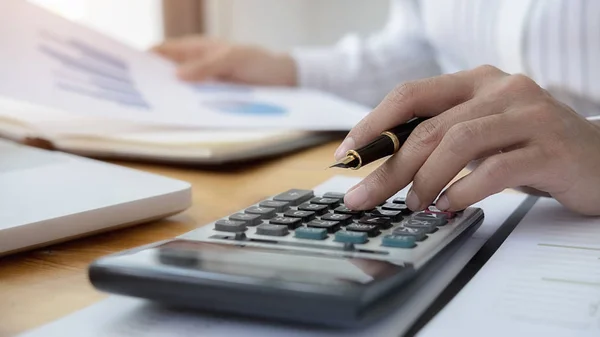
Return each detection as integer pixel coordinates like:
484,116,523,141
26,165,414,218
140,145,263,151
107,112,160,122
476,64,501,74
410,118,444,148
365,163,397,194
366,169,387,191
482,156,512,182
506,74,542,94
473,64,505,77
444,122,479,156
387,83,416,108
412,170,433,195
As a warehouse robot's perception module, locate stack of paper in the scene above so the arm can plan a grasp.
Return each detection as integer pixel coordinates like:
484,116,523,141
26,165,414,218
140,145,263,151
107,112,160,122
0,0,370,164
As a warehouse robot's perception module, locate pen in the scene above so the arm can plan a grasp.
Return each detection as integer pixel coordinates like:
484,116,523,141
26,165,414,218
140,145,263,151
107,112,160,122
329,117,428,170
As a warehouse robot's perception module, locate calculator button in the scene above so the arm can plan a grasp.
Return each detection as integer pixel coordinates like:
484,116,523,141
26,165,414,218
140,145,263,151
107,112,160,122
256,224,289,237
259,200,290,212
320,213,353,225
283,210,316,222
295,227,327,240
334,231,368,244
214,219,247,233
369,209,403,222
381,235,416,248
392,227,427,241
334,205,364,218
425,207,456,219
358,216,392,229
229,213,262,226
298,203,329,215
381,203,411,214
273,189,314,206
346,223,380,237
392,198,406,204
404,219,438,233
413,212,448,226
323,192,345,200
309,197,340,208
269,216,302,229
306,220,340,233
245,206,277,219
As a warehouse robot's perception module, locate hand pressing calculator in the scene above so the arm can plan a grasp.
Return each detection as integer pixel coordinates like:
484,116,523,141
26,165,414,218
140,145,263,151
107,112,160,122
89,189,484,328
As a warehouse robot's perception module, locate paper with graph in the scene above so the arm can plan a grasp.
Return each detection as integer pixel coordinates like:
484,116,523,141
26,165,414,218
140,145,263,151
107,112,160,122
0,0,368,130
419,197,600,337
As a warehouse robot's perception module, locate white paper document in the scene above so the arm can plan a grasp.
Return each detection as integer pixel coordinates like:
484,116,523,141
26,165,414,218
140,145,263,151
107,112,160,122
20,176,527,337
0,1,368,131
419,198,600,337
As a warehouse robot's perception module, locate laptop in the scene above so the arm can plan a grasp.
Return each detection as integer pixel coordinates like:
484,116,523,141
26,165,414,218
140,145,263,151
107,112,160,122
0,139,192,256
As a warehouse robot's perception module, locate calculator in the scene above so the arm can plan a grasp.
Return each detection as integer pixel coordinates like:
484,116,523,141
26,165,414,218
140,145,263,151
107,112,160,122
89,189,484,328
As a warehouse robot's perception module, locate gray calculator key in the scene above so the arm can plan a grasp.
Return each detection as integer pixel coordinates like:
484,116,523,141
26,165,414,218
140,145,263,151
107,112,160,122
229,213,262,226
404,219,438,233
346,223,380,237
414,212,448,225
283,209,316,222
358,216,392,229
269,216,302,229
256,224,289,237
334,205,364,218
392,227,427,241
381,203,411,214
321,213,352,225
298,203,328,215
306,219,340,233
245,206,277,219
259,200,290,212
309,197,340,208
215,219,247,232
323,192,345,200
370,209,403,222
273,189,314,206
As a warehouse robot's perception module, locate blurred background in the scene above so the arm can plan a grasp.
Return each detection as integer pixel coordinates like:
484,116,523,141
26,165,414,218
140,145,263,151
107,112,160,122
28,0,390,51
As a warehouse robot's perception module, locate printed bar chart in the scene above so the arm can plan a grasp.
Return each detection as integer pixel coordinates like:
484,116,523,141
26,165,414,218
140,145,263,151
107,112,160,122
39,31,150,110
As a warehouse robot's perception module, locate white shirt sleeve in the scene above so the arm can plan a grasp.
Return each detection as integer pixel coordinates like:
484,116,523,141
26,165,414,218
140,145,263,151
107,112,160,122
290,0,442,108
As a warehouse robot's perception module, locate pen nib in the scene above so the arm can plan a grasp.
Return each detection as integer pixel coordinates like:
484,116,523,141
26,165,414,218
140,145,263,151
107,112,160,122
327,155,357,169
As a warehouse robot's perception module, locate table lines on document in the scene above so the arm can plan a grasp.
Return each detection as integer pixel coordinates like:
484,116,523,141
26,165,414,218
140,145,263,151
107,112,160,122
490,216,600,331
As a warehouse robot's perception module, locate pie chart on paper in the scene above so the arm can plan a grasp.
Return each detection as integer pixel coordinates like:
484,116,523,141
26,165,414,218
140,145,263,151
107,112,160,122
203,100,287,115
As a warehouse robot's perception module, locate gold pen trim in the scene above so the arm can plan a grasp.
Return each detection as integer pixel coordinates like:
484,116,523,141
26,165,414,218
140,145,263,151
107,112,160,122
346,150,362,170
381,131,400,152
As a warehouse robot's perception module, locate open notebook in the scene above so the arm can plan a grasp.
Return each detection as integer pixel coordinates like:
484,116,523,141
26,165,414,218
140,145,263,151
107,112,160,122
0,97,344,165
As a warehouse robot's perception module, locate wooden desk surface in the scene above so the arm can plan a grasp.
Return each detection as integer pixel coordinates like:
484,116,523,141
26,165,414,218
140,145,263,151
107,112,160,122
0,141,378,336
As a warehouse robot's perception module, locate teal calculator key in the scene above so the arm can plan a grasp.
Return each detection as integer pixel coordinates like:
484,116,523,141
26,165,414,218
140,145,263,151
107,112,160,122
334,231,368,244
381,235,416,248
294,227,327,240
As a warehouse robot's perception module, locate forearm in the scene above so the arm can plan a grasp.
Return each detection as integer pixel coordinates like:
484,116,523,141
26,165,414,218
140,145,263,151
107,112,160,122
291,37,441,107
290,0,442,107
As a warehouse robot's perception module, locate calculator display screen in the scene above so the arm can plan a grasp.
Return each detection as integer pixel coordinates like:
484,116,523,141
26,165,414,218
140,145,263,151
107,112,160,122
145,240,404,287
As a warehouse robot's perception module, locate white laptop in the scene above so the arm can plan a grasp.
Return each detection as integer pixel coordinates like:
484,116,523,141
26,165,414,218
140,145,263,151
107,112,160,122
0,139,192,256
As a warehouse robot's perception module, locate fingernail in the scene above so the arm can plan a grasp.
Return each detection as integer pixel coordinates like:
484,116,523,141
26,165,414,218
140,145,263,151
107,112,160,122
344,184,368,209
334,137,355,160
406,190,421,211
436,194,450,211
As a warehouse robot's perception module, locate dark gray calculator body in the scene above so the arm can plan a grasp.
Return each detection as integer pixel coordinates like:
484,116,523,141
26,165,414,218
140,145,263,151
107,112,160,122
89,189,484,328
